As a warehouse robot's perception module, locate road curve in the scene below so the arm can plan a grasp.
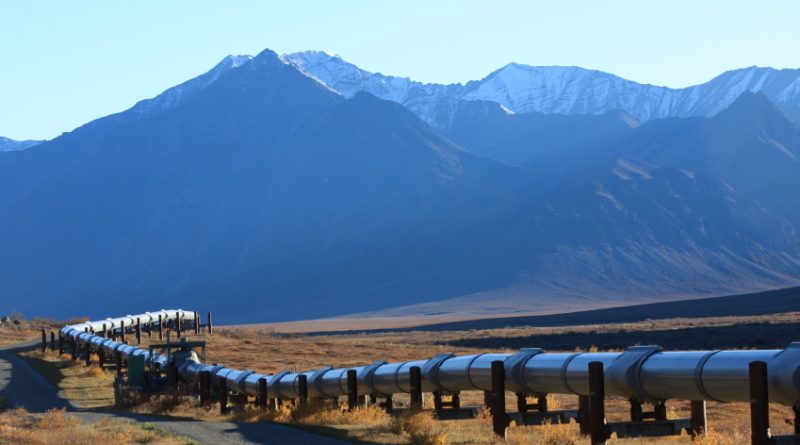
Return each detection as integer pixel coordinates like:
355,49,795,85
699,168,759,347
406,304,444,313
0,342,361,445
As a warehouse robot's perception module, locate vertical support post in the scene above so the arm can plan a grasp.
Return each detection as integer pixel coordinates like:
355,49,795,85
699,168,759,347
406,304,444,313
98,348,106,369
588,361,608,445
433,392,443,411
537,394,548,412
347,369,358,411
158,314,163,340
41,329,47,352
219,376,229,415
749,361,771,445
578,395,591,435
630,398,644,422
689,400,707,437
116,351,123,376
176,312,182,338
207,311,213,336
135,317,141,344
199,371,211,406
49,331,55,350
516,393,528,412
194,311,200,335
409,366,422,409
385,395,393,413
794,404,800,435
70,338,77,360
58,331,64,354
101,323,107,338
147,320,152,338
85,345,92,366
490,360,507,438
654,400,667,421
120,320,126,343
258,377,268,410
298,374,308,407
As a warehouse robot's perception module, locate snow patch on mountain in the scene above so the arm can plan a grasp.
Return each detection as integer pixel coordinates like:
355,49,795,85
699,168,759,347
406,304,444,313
0,136,41,152
127,55,253,119
285,51,800,125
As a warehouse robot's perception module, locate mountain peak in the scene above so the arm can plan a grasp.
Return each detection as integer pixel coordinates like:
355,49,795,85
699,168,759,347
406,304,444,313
251,48,285,67
719,91,785,119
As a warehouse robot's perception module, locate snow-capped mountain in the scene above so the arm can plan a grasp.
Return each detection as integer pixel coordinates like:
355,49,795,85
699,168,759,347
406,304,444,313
284,51,800,125
282,51,461,127
3,48,800,322
0,136,41,152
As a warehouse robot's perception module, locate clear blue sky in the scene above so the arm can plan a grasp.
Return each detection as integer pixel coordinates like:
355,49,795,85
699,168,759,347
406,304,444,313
2,0,799,140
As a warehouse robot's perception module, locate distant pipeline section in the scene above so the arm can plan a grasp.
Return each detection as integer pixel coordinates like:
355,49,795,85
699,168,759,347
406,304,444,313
59,310,800,406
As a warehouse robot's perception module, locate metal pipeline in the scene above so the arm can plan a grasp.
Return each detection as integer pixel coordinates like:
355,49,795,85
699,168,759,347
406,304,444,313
61,311,800,407
60,309,192,370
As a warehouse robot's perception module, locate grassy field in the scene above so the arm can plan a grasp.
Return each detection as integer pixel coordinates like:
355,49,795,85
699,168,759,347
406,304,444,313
0,407,194,445
15,310,800,444
0,321,58,348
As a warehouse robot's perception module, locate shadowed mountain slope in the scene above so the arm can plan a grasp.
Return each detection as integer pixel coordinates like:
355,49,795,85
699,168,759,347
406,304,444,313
1,52,799,323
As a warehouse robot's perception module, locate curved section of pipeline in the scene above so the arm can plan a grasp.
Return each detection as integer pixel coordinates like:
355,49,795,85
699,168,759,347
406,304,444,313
61,311,800,406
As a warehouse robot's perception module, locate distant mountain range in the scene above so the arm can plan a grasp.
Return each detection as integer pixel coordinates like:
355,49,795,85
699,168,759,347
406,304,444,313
285,51,800,127
0,136,41,152
1,49,799,323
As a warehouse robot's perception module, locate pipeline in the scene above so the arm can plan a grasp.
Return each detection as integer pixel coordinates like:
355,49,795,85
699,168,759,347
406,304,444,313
60,310,800,407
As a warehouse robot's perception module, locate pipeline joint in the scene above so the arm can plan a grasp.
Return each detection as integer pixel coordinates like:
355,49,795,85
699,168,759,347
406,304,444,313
504,348,544,394
422,353,455,390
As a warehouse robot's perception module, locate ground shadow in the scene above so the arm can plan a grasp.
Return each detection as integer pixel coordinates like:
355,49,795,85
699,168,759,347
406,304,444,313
442,322,800,351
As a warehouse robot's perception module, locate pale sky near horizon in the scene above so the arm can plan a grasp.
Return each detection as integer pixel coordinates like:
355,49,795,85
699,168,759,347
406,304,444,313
2,0,799,140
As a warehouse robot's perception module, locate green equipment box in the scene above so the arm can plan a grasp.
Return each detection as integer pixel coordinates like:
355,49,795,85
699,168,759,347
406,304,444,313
128,355,146,388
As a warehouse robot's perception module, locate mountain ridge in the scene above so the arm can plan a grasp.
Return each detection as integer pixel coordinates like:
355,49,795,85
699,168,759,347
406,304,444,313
285,51,800,126
1,48,799,323
0,136,41,152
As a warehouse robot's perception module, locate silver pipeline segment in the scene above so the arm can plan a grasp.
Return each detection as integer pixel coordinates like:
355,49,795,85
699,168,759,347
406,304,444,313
60,309,192,369
254,346,800,406
62,312,800,407
63,310,186,334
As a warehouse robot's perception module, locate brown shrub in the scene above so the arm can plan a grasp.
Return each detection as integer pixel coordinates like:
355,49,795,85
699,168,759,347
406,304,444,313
390,411,448,445
694,427,747,445
301,404,390,426
36,408,80,429
537,421,576,445
85,364,106,378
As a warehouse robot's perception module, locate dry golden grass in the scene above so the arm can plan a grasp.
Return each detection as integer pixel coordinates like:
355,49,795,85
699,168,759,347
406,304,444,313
394,411,450,445
0,315,78,348
0,407,191,445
